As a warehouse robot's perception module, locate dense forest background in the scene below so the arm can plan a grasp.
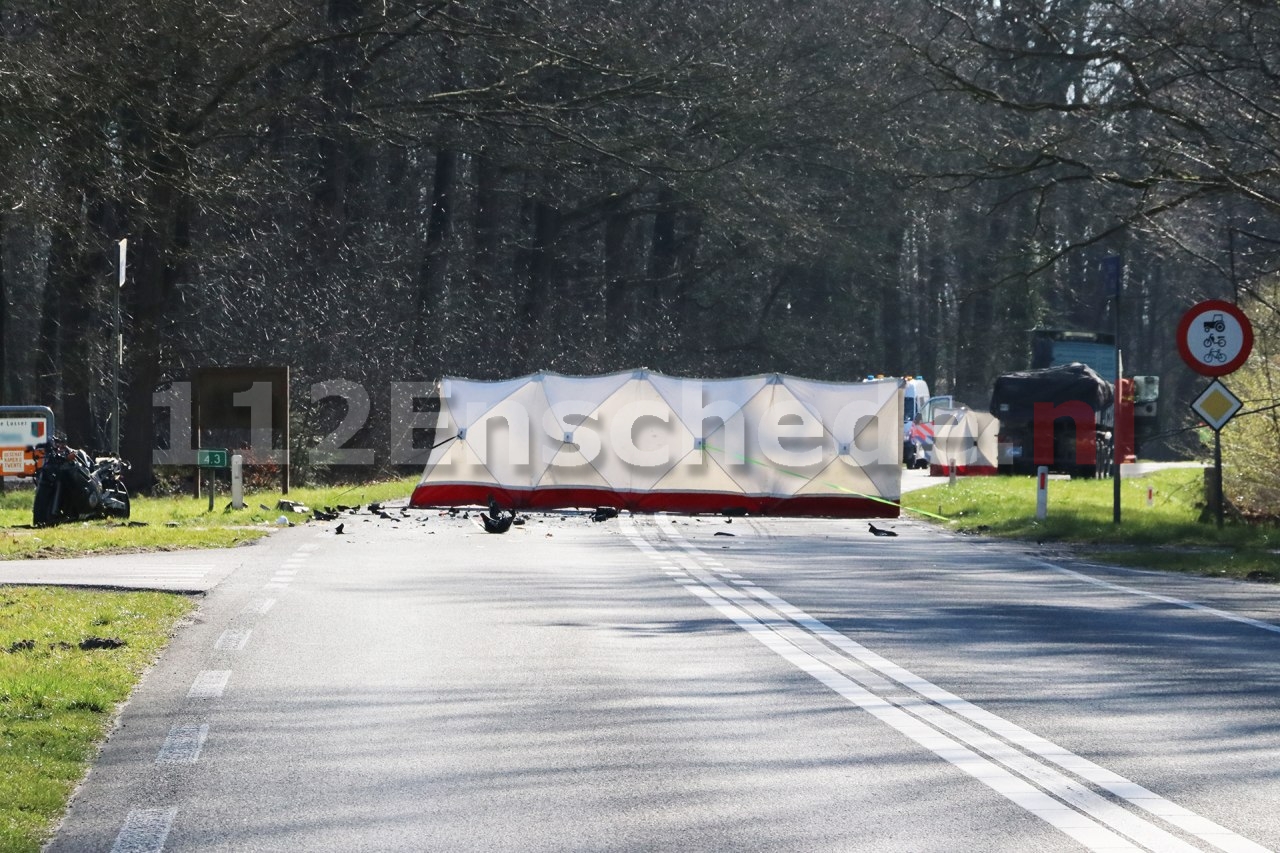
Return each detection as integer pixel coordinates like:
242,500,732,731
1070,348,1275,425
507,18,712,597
1,0,1278,488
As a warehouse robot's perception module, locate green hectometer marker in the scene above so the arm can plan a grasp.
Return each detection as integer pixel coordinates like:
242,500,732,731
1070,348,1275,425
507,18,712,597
197,448,229,468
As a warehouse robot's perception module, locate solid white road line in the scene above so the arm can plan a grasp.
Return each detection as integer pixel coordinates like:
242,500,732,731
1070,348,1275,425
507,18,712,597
1031,560,1280,635
735,581,1271,853
665,524,1274,853
657,532,1195,851
623,518,1273,853
667,559,1143,850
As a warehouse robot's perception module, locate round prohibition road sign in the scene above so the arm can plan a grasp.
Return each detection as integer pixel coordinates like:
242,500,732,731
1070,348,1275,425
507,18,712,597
1176,299,1254,376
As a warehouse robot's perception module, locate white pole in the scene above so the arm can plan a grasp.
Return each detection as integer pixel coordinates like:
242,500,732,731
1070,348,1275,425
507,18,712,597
113,238,127,457
231,454,244,510
1036,466,1049,520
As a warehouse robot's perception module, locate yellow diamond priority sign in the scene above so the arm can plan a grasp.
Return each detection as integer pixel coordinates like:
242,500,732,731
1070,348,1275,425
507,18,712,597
1191,380,1242,431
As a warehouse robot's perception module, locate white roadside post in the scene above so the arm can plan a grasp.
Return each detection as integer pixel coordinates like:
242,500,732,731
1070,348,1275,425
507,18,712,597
231,454,244,510
113,238,126,457
1036,466,1049,520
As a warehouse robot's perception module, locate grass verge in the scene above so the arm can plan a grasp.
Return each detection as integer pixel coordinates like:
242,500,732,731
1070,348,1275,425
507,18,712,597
902,468,1279,580
0,477,419,560
0,586,193,852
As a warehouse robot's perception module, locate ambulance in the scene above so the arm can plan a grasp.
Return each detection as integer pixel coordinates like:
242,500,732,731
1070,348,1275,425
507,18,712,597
900,377,952,468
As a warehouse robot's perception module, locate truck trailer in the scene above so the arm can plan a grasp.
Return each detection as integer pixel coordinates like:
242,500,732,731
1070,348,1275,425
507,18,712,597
991,363,1117,478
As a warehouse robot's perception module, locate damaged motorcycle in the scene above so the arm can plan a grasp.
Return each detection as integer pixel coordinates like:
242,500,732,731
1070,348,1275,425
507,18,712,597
30,437,131,527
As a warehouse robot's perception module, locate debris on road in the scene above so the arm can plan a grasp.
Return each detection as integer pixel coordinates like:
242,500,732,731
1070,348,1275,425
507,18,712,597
480,495,515,533
481,514,514,534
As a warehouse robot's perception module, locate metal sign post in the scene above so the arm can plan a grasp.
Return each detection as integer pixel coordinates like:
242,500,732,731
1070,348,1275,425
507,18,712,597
1190,381,1243,528
1103,256,1123,524
1178,301,1253,528
198,448,229,512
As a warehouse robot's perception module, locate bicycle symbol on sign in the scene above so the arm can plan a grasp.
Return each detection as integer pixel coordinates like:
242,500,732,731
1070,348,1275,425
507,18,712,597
1203,348,1228,364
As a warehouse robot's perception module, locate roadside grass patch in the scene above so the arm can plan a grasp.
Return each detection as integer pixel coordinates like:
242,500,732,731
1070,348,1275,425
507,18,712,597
0,585,193,852
0,477,420,560
903,468,1279,580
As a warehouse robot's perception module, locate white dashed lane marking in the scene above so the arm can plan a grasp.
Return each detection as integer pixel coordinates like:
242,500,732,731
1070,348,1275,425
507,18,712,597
214,629,252,651
110,807,177,853
155,725,209,765
242,598,276,615
109,548,312,848
187,670,231,700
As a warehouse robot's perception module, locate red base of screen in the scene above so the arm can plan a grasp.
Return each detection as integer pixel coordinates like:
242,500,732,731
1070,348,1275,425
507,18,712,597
410,483,899,519
930,464,998,477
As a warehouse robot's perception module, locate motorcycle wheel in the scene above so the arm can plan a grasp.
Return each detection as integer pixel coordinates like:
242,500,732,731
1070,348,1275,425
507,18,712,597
32,476,58,527
103,485,131,519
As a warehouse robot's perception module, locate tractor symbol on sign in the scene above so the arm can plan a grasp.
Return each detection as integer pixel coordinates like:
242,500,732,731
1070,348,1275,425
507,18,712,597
1203,313,1226,333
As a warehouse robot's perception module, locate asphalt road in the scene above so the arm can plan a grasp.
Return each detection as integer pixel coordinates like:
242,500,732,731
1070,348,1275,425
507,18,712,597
30,507,1280,852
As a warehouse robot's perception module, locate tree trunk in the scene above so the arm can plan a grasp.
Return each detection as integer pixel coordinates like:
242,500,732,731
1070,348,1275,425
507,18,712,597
513,200,561,371
468,152,502,365
413,148,456,364
121,164,192,492
313,0,365,250
471,154,500,290
0,215,5,492
34,230,66,428
649,191,678,319
603,209,631,350
0,212,6,408
51,227,96,447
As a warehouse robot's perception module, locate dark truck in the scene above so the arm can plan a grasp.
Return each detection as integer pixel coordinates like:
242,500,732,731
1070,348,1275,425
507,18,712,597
990,363,1116,478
